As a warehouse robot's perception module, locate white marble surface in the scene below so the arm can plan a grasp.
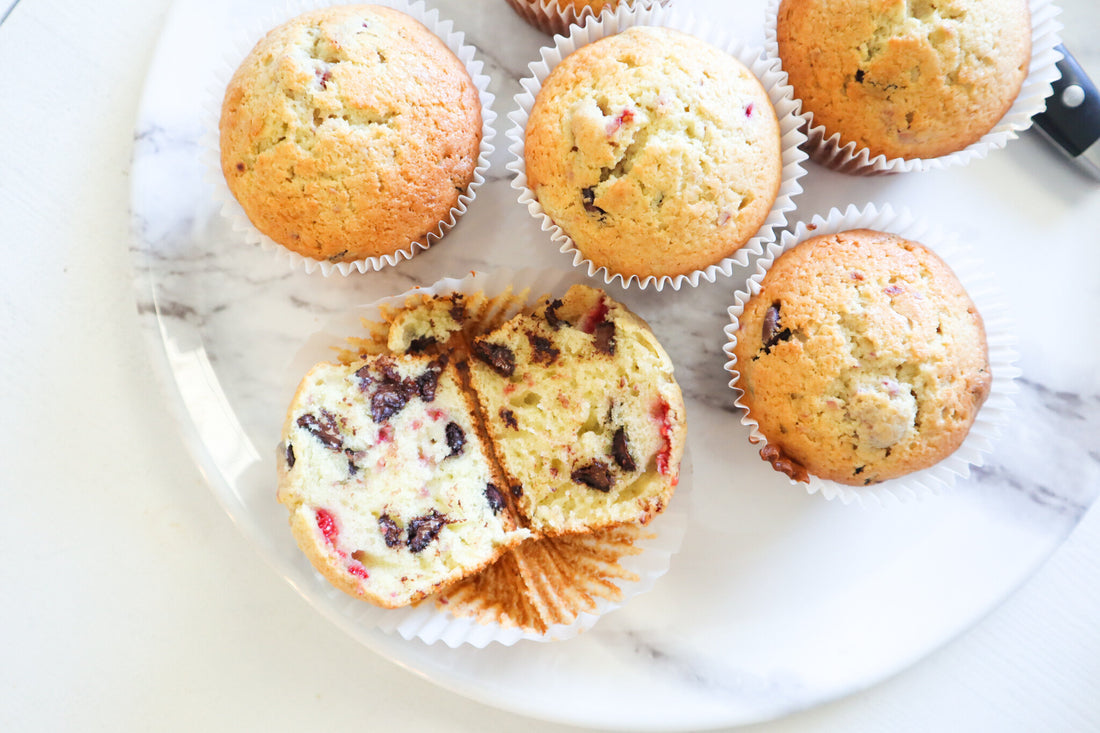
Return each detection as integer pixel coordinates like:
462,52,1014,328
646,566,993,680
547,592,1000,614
3,0,1100,730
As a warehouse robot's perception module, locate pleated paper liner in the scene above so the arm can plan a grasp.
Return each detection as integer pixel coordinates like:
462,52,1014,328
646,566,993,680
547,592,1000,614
507,2,809,291
503,0,673,36
203,0,496,276
284,268,690,645
723,203,1020,506
762,0,1063,175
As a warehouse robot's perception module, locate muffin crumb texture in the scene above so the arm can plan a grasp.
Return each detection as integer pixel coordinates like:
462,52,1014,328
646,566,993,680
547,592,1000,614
733,229,991,485
278,285,687,613
525,26,782,279
776,0,1031,160
220,5,482,262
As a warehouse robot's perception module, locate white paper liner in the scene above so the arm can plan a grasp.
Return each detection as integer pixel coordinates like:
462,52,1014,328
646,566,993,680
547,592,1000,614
202,0,496,276
503,0,673,37
283,267,691,646
506,4,809,291
763,0,1063,175
722,203,1020,506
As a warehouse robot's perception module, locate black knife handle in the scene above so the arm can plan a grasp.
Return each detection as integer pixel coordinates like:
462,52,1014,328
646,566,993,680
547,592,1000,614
1032,44,1100,177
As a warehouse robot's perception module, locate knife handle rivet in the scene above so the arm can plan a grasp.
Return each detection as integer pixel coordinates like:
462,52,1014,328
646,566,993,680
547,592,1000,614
1062,84,1086,109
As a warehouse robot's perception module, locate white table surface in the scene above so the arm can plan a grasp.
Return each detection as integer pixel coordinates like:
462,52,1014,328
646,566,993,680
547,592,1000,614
2,0,1098,730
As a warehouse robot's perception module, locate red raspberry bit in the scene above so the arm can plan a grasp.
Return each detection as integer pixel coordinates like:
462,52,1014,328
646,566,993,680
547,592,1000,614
850,271,864,281
606,108,635,135
580,298,610,334
883,284,904,295
652,400,674,477
316,508,338,546
745,102,754,117
427,408,445,421
347,562,369,579
378,424,395,443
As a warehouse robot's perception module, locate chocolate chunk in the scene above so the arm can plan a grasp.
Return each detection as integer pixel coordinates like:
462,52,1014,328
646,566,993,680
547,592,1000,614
285,443,296,469
484,484,505,514
354,364,374,391
371,382,410,423
449,294,466,323
444,422,465,456
571,460,613,492
544,299,567,330
581,187,607,217
760,444,809,483
611,427,636,472
473,340,515,377
510,484,523,498
592,321,616,355
854,69,865,83
378,514,402,548
416,359,445,402
346,448,362,476
406,510,447,553
527,332,560,365
378,359,403,383
406,336,436,354
762,305,780,345
297,410,343,450
854,465,865,475
499,408,518,430
761,303,792,352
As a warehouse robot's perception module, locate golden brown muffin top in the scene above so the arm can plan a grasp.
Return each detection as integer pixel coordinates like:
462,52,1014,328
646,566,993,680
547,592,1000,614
220,5,482,262
777,0,1030,160
525,26,782,280
733,229,991,485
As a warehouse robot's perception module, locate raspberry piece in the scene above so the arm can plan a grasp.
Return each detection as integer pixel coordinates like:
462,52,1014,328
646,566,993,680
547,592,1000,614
316,508,338,546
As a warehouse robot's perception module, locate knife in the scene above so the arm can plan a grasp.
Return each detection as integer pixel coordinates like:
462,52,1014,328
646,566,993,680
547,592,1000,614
1032,44,1100,180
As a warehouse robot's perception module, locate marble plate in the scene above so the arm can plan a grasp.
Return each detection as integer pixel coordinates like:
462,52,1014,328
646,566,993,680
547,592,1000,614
130,0,1098,729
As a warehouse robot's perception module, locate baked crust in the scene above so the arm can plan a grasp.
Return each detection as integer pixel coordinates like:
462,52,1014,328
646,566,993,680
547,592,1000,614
220,5,481,262
525,26,782,279
732,229,991,485
777,0,1031,160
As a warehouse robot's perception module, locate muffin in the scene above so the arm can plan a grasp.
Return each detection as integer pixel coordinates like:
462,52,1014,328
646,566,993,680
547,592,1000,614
731,229,991,486
219,4,483,264
504,0,672,36
467,284,687,534
524,26,783,280
277,353,529,608
279,280,688,623
775,0,1031,162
